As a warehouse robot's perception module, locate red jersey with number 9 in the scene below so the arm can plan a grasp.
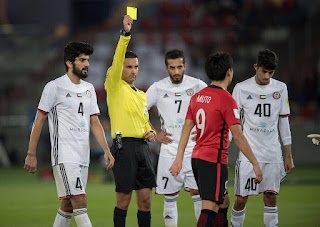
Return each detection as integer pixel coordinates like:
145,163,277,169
186,85,240,164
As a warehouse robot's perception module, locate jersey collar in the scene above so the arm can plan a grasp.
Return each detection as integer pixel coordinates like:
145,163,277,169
208,85,223,89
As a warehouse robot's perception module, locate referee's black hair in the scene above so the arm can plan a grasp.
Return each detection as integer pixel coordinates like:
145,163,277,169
256,49,278,70
165,49,185,66
64,41,94,72
125,50,138,59
205,52,233,81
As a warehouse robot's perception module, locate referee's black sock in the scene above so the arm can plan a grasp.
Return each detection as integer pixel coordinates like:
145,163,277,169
197,209,217,227
114,207,127,227
137,210,151,227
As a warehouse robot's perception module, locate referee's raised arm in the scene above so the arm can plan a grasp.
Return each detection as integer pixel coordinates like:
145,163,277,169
105,15,133,91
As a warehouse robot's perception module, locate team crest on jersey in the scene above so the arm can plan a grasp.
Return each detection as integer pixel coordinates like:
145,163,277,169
186,88,194,96
273,91,280,100
86,90,91,98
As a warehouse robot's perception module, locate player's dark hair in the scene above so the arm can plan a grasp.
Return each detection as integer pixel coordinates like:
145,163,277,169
205,52,233,81
125,50,138,59
64,41,94,72
165,49,186,66
256,49,278,70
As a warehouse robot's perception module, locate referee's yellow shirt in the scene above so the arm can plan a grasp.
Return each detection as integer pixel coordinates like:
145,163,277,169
105,35,152,139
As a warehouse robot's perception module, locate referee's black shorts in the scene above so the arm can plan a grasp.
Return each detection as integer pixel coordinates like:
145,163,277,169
111,137,157,192
192,158,228,204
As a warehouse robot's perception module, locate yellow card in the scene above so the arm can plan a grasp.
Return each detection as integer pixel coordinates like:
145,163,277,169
127,7,137,20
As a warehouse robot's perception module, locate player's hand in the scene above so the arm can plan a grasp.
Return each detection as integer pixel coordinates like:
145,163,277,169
104,152,115,170
307,134,320,146
191,131,197,142
312,138,320,145
123,15,133,33
252,163,263,184
169,159,182,177
24,152,37,174
144,131,156,142
155,131,173,144
284,156,295,174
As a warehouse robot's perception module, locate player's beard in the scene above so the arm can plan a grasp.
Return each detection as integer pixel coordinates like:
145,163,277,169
169,72,184,84
73,63,88,79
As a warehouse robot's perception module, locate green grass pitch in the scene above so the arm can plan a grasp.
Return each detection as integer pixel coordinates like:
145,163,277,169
0,165,319,226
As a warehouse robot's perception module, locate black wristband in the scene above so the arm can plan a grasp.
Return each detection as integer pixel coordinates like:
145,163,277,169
120,29,131,37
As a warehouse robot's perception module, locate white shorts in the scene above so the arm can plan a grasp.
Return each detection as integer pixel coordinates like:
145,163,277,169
155,155,198,194
234,161,286,197
52,163,88,199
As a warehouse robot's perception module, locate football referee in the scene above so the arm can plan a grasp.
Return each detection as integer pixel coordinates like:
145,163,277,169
104,15,157,227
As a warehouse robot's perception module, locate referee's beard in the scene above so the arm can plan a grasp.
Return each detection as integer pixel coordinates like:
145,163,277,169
73,63,88,79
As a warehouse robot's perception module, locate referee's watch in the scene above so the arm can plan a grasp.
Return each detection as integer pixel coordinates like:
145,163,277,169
120,29,131,37
150,130,156,138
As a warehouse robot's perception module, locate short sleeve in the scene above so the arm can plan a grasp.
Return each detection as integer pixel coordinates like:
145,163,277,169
199,80,207,90
232,84,242,110
280,84,290,117
38,81,57,113
222,95,241,127
185,96,195,121
90,86,100,116
146,83,157,110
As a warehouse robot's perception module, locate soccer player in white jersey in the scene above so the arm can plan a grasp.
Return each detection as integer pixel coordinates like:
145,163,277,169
147,49,233,227
146,49,206,227
230,49,295,227
24,41,115,227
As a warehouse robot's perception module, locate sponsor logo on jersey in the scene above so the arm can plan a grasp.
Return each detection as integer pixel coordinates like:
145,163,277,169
163,94,169,98
186,88,194,96
164,215,173,220
250,127,275,133
86,90,91,98
273,92,280,100
66,93,71,98
176,118,184,124
80,121,86,127
233,109,240,119
259,95,266,99
246,95,253,99
70,127,88,132
77,93,82,97
258,122,267,128
175,92,181,96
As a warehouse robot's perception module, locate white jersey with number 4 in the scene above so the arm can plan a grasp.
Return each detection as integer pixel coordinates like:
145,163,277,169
232,76,290,163
146,75,207,157
38,74,100,167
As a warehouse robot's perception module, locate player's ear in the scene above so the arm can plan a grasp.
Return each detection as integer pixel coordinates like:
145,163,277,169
66,60,73,69
253,64,257,70
165,65,169,72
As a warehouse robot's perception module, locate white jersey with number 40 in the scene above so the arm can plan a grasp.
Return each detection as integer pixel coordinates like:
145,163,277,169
38,74,100,167
232,76,290,163
146,75,207,157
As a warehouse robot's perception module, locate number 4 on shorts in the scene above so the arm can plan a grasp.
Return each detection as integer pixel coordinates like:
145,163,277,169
76,177,83,190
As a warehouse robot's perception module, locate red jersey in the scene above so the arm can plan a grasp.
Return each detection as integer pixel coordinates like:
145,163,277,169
186,85,240,164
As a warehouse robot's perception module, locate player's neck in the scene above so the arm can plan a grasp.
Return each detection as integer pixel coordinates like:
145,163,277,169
210,81,228,90
67,72,81,84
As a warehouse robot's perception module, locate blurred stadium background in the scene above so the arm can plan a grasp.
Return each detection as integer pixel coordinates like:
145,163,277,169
0,0,319,226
